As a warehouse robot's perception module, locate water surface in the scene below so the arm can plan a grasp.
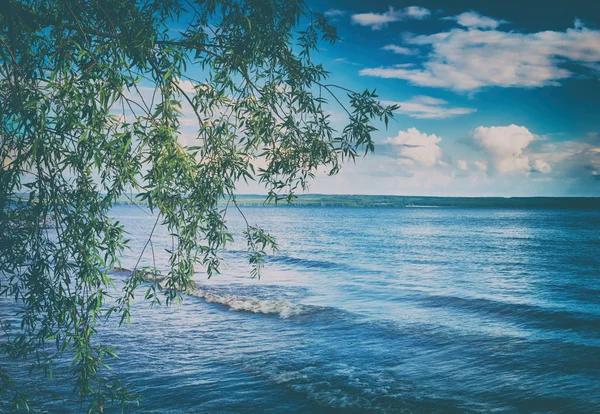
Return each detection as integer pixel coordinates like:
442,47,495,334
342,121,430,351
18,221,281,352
3,206,600,412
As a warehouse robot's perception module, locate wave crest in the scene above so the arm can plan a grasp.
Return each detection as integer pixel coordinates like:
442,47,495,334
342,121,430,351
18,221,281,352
189,287,308,318
112,266,311,318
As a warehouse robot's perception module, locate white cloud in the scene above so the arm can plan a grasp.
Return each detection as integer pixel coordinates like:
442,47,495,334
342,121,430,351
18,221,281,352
351,6,430,30
472,125,546,175
382,95,477,119
404,6,431,19
382,44,415,55
324,9,345,17
474,161,488,172
532,159,552,173
352,8,399,30
386,127,443,167
334,57,362,66
444,12,505,30
532,138,600,180
175,78,198,93
360,20,600,91
457,160,468,170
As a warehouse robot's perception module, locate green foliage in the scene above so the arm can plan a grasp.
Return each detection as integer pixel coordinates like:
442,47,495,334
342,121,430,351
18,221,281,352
0,365,29,410
0,0,396,410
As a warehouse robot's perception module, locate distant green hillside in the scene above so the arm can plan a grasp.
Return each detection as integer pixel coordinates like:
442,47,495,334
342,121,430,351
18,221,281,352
11,193,600,209
228,194,600,209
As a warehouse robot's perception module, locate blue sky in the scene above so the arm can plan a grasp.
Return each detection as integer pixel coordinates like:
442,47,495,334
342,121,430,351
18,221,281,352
284,0,600,196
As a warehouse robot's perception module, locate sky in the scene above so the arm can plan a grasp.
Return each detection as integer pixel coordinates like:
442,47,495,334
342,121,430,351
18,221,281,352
277,0,600,197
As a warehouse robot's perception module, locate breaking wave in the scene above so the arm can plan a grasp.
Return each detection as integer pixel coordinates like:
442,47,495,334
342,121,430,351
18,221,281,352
188,286,310,318
112,267,310,318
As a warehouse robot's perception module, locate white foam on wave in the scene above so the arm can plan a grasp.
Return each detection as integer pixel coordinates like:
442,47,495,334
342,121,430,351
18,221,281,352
189,287,307,318
111,267,308,318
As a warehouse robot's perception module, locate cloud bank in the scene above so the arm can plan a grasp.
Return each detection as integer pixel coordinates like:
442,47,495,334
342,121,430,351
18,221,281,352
360,19,600,91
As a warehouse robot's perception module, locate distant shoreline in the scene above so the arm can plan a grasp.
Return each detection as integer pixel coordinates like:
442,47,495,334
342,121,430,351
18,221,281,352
11,193,600,209
135,194,600,209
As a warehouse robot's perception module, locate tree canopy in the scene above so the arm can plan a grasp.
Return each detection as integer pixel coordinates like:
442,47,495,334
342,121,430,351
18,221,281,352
0,0,396,411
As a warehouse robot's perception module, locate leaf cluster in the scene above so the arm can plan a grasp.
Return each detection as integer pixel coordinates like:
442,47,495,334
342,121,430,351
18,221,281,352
0,0,395,410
